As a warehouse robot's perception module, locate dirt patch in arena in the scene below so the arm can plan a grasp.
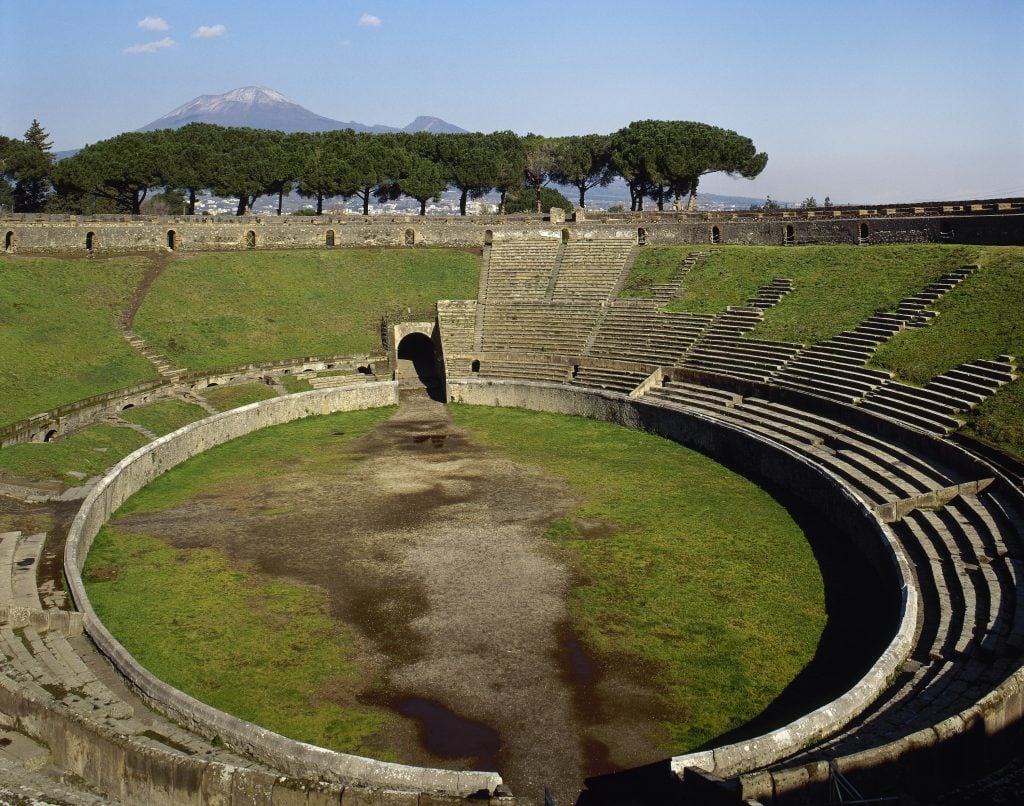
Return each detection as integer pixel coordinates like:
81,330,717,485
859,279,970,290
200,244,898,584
114,391,665,803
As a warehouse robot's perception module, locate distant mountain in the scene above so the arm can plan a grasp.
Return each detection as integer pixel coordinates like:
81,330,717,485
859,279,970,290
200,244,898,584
137,86,466,135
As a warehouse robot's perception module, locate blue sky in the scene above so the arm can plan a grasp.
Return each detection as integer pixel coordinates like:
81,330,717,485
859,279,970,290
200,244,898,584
2,0,1022,203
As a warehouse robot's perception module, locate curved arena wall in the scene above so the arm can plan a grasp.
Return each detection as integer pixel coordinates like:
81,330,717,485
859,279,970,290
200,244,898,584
63,381,504,800
447,378,919,777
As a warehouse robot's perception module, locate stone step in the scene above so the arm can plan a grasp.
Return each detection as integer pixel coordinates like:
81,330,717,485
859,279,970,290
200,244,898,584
857,398,959,434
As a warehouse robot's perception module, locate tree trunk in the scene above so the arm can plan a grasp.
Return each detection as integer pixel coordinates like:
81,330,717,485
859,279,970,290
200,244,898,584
656,186,665,211
362,187,370,216
132,187,147,215
187,188,196,216
316,191,324,215
277,188,284,216
459,188,468,216
687,176,699,211
534,185,542,214
236,195,247,216
498,189,507,215
419,199,427,216
578,185,586,209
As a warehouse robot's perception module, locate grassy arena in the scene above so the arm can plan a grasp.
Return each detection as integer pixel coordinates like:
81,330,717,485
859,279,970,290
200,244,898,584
84,405,824,755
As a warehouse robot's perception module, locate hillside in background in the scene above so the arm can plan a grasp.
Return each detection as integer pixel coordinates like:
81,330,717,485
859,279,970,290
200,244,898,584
137,86,466,135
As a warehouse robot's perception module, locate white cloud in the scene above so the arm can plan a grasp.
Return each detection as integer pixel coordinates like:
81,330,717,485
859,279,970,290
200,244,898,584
192,24,226,39
359,13,381,27
138,16,169,32
123,37,177,55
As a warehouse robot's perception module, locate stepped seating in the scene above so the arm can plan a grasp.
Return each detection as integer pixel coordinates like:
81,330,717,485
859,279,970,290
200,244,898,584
784,487,1024,767
587,301,714,365
551,239,634,303
858,355,1017,435
769,267,978,404
0,532,46,610
650,250,710,306
436,299,478,357
476,359,572,384
677,280,796,381
480,302,601,355
635,383,1024,788
569,366,650,395
483,240,560,301
307,372,371,389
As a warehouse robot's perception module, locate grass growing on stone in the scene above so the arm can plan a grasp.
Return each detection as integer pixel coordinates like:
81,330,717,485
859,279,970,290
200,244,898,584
134,249,480,370
0,255,158,427
868,247,1024,458
661,244,984,343
0,424,148,482
618,248,684,298
85,407,397,753
279,375,313,393
200,383,279,412
120,400,210,436
449,404,825,750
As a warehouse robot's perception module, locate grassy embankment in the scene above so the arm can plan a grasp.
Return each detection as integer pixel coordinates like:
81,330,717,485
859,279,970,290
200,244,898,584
86,407,398,755
622,245,1024,459
0,255,158,427
134,249,480,370
120,400,210,437
86,405,824,754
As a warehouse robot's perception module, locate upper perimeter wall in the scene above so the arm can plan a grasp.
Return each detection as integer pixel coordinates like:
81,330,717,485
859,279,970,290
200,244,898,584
2,202,1021,254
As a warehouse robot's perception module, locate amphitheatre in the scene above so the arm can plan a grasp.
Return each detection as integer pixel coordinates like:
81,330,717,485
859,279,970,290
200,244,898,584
1,201,1024,805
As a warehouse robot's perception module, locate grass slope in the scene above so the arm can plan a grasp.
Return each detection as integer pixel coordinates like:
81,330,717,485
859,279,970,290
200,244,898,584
200,383,279,412
665,245,985,344
120,400,209,437
870,247,1024,458
618,249,685,298
450,405,824,750
134,249,480,370
0,424,148,482
86,407,397,753
0,255,158,427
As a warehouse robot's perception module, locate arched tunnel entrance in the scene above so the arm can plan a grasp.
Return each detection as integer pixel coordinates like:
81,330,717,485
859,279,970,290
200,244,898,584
396,331,443,400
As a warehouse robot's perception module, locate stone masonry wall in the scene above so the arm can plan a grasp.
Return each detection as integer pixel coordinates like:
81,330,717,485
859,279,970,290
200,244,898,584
2,207,1021,254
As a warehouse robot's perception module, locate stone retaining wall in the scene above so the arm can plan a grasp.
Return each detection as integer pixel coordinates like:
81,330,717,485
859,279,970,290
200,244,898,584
63,382,505,802
2,207,1021,253
447,378,918,778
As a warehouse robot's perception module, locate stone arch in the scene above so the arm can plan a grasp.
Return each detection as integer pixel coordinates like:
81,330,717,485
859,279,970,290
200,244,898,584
711,225,721,245
326,229,336,247
121,403,135,411
940,221,954,241
396,331,441,397
4,230,14,251
245,230,256,249
167,230,176,250
785,224,795,245
43,429,57,443
483,229,493,246
404,228,416,246
637,227,647,246
85,231,95,251
561,228,570,244
471,359,480,373
859,222,870,244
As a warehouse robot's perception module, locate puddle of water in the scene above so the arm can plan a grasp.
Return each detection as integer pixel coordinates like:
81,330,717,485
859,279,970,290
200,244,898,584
392,696,501,768
411,434,448,448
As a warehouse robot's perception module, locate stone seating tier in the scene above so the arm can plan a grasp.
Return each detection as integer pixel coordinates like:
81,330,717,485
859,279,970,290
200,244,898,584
637,381,1024,780
569,367,650,395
